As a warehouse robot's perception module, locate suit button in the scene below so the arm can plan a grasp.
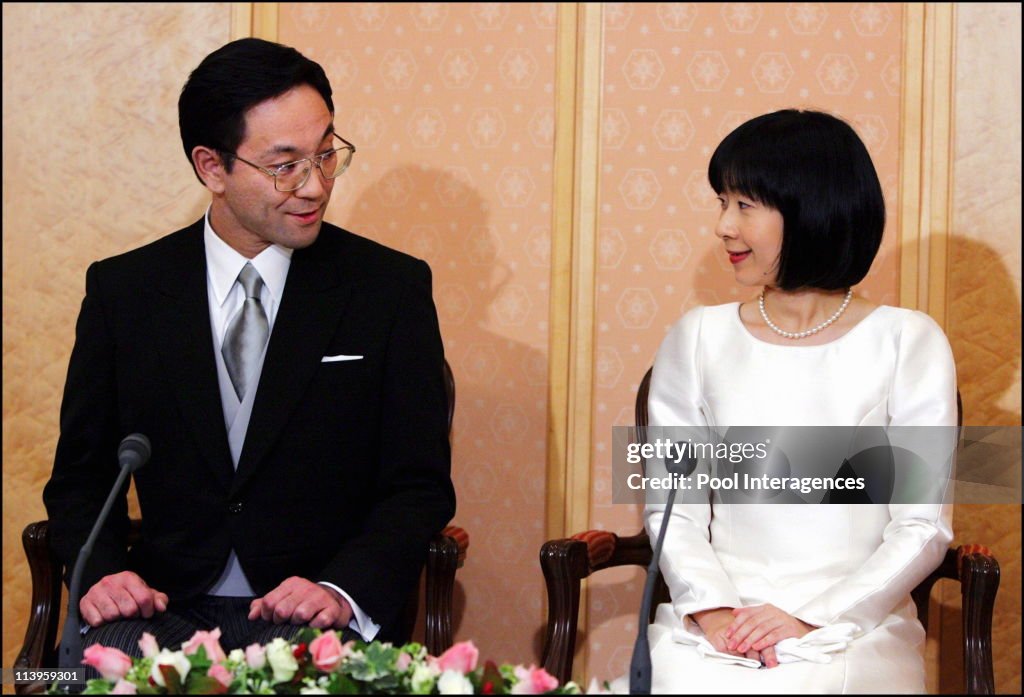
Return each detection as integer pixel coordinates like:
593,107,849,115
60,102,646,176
228,501,243,514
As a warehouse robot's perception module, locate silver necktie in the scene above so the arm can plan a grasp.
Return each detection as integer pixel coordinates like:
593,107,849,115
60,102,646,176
222,263,269,400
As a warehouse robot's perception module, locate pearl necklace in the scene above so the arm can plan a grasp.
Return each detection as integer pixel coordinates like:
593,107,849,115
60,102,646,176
758,288,853,340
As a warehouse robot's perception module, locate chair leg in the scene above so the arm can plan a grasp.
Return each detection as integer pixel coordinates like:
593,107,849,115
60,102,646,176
540,539,590,686
424,533,459,656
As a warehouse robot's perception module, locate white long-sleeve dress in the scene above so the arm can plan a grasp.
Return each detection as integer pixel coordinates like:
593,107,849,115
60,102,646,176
643,303,956,694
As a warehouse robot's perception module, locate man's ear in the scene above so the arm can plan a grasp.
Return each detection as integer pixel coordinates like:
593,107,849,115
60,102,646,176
192,146,227,193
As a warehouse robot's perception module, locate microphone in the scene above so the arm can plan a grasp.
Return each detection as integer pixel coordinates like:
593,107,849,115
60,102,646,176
117,434,151,473
58,434,151,675
629,448,698,694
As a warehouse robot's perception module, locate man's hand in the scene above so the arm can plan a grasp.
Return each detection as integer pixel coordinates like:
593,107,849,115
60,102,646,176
248,577,353,629
726,603,814,667
80,571,168,627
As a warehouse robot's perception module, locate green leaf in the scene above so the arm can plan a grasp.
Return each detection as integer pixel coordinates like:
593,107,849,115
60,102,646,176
81,679,116,695
294,627,319,646
187,646,212,673
185,675,227,694
345,641,398,682
327,673,360,694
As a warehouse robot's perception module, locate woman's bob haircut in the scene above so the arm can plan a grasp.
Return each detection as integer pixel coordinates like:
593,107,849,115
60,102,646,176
708,109,885,291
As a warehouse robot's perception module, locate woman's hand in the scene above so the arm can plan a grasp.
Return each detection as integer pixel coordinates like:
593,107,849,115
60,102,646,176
726,603,815,662
692,607,735,653
691,608,762,664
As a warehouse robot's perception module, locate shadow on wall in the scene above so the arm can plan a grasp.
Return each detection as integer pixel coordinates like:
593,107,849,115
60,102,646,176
935,234,1020,694
871,234,1022,424
341,165,549,659
945,235,1021,426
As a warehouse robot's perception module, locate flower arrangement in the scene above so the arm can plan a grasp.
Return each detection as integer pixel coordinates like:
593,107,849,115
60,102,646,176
65,628,581,694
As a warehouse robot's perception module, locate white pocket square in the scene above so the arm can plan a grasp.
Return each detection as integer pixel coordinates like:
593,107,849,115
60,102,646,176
321,354,364,362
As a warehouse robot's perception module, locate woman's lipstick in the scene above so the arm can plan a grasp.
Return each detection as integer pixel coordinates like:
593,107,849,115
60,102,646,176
728,251,751,264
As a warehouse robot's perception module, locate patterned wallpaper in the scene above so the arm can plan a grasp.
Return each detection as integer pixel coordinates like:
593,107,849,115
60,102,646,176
277,3,558,666
2,1,233,675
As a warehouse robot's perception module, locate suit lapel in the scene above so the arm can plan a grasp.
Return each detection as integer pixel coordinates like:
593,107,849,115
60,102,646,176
152,221,236,492
230,235,351,496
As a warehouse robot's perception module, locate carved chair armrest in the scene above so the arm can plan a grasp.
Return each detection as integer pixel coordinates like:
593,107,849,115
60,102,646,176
440,525,469,568
911,544,999,695
424,525,469,657
540,530,654,684
15,518,143,695
15,521,62,689
956,545,999,695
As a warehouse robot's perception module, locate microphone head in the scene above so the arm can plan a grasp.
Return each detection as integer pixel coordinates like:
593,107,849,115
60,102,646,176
118,433,151,472
665,451,698,477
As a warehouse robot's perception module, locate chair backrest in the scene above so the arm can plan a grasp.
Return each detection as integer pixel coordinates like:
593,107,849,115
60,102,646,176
398,358,456,638
444,358,455,436
634,368,669,619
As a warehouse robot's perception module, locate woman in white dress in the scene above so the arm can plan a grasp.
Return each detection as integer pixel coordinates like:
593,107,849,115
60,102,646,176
643,110,956,693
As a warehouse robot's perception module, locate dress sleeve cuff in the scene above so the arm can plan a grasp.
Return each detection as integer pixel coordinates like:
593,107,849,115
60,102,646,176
318,582,381,642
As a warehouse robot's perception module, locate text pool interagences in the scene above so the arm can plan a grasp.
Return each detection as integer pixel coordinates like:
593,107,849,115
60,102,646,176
627,472,866,495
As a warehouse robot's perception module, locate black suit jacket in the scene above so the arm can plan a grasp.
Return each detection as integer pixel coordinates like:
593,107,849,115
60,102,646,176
43,218,455,642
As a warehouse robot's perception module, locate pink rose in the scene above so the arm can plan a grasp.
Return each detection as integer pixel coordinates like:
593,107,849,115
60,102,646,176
396,652,412,672
82,644,132,681
436,641,479,674
309,631,351,673
245,643,266,670
138,632,160,658
110,679,137,694
182,628,226,663
511,665,559,694
208,663,233,688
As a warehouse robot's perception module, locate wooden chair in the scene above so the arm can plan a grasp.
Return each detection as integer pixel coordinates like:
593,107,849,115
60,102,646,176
15,359,468,694
540,368,1000,694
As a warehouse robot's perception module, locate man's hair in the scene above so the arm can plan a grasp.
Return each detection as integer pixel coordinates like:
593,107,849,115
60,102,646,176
178,38,334,183
708,109,885,291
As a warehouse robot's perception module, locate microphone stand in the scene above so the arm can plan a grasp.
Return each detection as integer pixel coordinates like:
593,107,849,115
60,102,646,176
58,434,149,691
628,483,677,694
58,465,133,669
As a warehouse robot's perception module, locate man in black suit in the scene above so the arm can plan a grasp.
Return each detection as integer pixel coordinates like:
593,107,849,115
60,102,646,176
42,38,455,654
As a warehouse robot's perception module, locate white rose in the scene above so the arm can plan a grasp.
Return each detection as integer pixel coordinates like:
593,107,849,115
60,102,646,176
437,670,474,695
265,638,299,684
150,649,191,687
410,662,441,693
228,649,245,664
299,687,329,695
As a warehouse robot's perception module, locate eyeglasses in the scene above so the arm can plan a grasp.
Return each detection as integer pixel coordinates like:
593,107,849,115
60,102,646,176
222,133,356,192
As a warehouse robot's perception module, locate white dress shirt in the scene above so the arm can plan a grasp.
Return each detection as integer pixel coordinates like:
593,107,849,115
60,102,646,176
204,211,380,641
